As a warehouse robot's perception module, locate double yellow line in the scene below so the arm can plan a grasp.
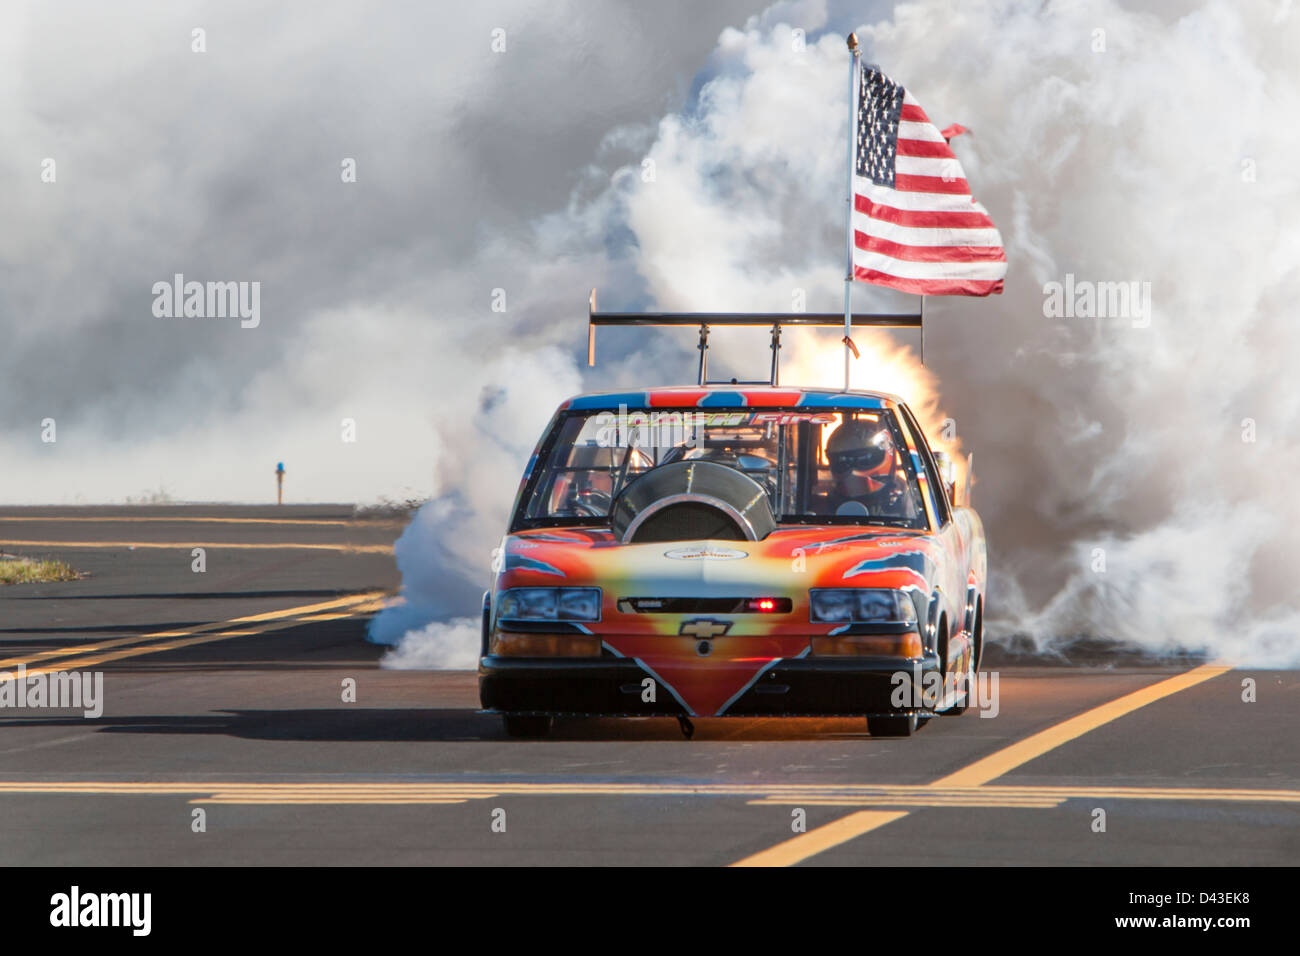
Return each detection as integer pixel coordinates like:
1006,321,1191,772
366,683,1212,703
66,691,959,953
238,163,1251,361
2,591,387,678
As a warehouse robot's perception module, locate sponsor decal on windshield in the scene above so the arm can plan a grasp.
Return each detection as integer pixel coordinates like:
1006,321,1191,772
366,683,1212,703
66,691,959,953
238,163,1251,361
593,408,838,448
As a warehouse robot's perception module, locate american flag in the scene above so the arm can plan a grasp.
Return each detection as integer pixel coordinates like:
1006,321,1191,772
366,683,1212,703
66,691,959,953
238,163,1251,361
853,66,1006,296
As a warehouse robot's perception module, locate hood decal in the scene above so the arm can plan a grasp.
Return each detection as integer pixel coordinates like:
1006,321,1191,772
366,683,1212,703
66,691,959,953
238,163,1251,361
842,549,932,580
602,632,812,716
503,554,565,577
663,546,748,561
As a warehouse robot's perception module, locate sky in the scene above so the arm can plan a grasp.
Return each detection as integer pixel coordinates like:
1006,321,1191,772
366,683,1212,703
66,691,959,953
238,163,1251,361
3,0,1298,662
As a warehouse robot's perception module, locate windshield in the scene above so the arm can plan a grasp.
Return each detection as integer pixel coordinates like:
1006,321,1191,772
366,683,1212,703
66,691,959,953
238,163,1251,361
513,407,928,531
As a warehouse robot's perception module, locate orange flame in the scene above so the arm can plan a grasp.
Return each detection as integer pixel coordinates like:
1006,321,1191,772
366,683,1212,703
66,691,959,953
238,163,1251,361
784,330,967,493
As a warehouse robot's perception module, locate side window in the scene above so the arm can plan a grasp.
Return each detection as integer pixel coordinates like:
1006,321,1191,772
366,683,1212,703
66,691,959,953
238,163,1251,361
895,404,951,528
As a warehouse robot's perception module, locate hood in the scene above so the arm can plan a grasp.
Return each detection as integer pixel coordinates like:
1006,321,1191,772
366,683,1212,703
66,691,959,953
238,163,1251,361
502,525,938,599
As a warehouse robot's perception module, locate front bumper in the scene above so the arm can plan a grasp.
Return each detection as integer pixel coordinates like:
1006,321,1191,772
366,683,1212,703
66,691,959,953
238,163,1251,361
478,652,942,718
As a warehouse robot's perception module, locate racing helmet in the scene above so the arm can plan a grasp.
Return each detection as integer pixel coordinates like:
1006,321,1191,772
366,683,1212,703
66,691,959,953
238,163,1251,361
826,419,896,494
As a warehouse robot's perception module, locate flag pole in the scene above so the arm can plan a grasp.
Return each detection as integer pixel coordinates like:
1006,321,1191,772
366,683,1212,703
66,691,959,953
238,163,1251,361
920,293,926,364
843,32,860,392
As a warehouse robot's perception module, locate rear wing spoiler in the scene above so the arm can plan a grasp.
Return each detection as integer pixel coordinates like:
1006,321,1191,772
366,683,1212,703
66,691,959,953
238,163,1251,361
585,289,925,387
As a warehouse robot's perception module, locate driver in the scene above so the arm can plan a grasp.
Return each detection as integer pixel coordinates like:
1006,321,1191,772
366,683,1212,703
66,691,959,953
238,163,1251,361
548,445,615,516
822,419,911,517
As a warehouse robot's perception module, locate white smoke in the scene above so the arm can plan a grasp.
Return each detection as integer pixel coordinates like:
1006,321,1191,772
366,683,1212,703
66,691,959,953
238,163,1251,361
379,617,481,669
0,0,736,504
367,344,584,653
370,1,1300,667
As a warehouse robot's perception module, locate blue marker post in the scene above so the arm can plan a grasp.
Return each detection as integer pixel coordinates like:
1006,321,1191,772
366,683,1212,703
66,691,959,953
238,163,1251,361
275,462,285,505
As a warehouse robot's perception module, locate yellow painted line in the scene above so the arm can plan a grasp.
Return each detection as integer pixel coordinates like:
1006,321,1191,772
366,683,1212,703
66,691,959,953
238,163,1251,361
745,797,1066,808
732,812,909,867
731,662,1234,867
1,590,382,668
199,798,470,805
746,786,1300,808
0,780,1289,808
0,539,392,554
2,590,385,675
23,623,315,676
227,594,386,624
0,516,392,527
1,634,190,668
930,663,1233,788
1035,786,1300,799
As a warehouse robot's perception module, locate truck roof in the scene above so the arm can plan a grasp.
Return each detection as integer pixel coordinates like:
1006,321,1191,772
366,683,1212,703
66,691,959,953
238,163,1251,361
561,385,904,412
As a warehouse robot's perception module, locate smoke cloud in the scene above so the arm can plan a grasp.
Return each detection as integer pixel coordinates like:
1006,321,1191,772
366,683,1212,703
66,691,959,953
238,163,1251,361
380,0,1300,669
2,1,1294,666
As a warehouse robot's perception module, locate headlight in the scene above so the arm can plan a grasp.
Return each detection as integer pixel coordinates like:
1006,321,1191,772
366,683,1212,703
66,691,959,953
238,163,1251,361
809,588,917,624
557,588,602,620
498,587,601,621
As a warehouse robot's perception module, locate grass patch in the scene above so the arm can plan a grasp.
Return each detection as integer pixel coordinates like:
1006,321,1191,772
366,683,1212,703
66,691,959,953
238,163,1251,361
0,555,82,585
353,495,428,519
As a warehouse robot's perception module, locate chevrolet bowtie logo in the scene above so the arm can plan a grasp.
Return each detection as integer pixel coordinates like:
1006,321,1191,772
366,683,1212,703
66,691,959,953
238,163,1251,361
679,618,732,639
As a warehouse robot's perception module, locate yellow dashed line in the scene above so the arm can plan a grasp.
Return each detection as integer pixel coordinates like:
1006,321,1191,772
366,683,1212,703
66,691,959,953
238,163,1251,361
731,812,909,866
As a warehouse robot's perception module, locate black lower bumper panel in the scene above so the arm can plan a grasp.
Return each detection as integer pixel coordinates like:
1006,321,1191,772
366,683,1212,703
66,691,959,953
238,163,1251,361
478,654,941,717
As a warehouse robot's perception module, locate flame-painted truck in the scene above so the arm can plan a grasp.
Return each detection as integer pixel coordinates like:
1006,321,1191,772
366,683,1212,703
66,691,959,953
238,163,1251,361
478,298,986,739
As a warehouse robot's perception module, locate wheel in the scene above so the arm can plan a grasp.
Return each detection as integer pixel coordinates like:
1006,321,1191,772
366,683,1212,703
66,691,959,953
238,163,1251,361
945,669,972,716
502,715,553,738
867,712,918,737
944,599,981,716
945,643,974,716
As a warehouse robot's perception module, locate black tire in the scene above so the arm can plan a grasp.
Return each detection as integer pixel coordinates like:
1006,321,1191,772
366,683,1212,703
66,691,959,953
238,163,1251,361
502,715,553,738
867,712,918,737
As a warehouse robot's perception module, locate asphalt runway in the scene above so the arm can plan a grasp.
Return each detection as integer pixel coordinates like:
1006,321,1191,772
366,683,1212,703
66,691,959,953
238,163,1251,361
1,506,1296,866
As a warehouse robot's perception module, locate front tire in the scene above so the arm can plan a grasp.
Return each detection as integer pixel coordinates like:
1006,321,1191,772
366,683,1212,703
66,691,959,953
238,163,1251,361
945,598,982,716
502,715,553,738
867,712,918,737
